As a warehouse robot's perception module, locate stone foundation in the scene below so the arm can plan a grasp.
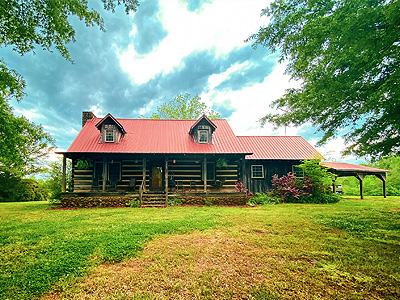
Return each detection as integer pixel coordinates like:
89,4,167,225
61,192,247,208
177,193,247,206
61,196,137,208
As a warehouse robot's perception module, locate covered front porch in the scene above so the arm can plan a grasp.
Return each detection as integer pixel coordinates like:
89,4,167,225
60,153,246,207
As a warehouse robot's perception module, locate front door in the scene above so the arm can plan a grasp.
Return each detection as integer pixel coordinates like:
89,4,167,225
151,167,163,189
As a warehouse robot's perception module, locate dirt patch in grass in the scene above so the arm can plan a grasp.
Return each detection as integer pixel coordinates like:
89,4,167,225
42,230,270,299
41,228,363,300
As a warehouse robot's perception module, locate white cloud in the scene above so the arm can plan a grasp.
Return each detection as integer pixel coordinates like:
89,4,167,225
201,62,300,136
13,108,41,121
117,0,270,84
139,100,155,115
89,104,104,117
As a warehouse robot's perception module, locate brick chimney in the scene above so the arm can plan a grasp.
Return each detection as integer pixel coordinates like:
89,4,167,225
82,111,97,127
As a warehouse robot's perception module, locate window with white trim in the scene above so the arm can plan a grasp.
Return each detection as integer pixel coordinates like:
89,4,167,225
105,129,114,142
251,165,264,178
198,130,209,143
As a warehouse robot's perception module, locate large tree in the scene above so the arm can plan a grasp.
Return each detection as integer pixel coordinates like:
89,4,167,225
0,100,55,175
248,0,400,159
144,93,221,119
0,0,139,175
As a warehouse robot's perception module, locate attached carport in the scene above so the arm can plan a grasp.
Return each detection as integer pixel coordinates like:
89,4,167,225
321,162,391,199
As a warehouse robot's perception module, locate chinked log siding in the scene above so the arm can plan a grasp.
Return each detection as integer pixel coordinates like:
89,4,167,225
243,159,301,194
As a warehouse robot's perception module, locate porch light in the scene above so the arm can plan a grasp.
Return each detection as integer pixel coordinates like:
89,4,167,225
173,159,176,163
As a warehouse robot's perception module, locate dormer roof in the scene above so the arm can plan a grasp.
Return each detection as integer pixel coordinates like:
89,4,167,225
95,113,126,134
189,114,217,135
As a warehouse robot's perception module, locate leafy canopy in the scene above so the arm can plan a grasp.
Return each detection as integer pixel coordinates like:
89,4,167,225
0,0,138,175
143,93,221,119
0,0,139,101
248,0,400,159
0,100,55,175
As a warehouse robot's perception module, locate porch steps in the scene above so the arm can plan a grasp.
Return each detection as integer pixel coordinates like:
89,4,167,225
141,192,167,208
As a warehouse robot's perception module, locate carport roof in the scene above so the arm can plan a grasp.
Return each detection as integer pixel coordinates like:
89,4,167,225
321,162,391,175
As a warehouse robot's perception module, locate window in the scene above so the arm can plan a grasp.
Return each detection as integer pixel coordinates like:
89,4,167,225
251,165,264,178
105,129,114,142
198,130,209,143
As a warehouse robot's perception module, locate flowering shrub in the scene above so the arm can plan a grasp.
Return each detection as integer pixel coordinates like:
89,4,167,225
235,180,244,192
271,160,340,204
236,181,253,198
271,172,311,202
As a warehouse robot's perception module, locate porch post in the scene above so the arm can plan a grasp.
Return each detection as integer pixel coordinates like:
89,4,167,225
102,157,107,192
203,156,207,193
165,158,168,206
142,158,146,192
332,179,336,194
61,155,66,193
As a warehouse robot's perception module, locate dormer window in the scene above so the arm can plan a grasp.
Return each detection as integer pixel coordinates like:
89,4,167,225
189,114,217,145
198,129,209,143
95,113,126,144
105,128,114,142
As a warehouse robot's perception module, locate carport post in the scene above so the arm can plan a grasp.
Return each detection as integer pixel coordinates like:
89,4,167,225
355,173,365,199
375,173,387,198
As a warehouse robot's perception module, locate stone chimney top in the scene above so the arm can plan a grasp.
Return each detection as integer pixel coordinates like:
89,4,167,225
82,111,97,128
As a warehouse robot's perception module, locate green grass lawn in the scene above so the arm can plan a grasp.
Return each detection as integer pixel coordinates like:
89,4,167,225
0,197,399,299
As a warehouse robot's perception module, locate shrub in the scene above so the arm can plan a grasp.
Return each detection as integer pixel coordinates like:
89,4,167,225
168,198,182,206
271,159,340,204
127,198,140,208
204,198,213,206
247,193,276,205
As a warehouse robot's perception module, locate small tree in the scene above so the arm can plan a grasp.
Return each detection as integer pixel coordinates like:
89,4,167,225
143,93,220,119
43,159,72,200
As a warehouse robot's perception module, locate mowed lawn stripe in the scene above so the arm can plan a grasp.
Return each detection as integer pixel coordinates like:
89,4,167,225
0,203,221,300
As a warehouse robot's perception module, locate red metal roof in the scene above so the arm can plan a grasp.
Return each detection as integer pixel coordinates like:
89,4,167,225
237,136,322,160
321,162,391,173
67,118,249,154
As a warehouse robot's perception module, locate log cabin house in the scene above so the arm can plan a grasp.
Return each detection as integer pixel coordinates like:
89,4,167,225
58,112,321,207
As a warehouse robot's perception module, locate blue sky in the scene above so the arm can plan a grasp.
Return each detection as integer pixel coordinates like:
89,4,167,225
2,0,362,163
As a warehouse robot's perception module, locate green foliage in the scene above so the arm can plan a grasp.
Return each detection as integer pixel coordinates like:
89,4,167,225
249,0,400,159
0,0,139,102
168,198,182,206
204,197,213,206
0,100,55,175
246,193,276,205
216,158,228,168
299,159,336,192
337,156,400,196
143,93,221,119
0,173,49,202
127,198,140,207
76,158,93,170
42,158,72,200
0,203,220,299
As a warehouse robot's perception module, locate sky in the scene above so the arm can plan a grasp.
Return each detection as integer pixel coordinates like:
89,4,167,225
2,0,364,164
